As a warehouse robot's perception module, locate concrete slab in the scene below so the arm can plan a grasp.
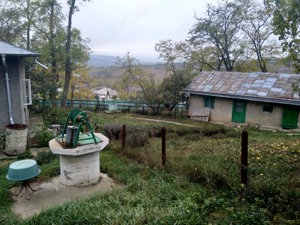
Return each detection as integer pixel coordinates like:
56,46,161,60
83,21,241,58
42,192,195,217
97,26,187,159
0,152,8,160
9,173,123,219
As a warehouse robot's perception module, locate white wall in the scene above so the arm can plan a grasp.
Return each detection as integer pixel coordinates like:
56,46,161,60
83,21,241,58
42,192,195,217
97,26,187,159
189,94,299,129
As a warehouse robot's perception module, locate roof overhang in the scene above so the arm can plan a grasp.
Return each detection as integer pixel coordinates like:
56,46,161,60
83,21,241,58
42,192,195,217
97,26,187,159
0,41,40,57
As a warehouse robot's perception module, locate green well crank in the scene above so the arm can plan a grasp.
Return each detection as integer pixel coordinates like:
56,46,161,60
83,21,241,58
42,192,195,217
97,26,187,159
59,109,99,148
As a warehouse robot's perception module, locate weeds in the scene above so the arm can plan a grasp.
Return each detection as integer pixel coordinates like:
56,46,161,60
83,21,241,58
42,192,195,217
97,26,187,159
0,112,299,224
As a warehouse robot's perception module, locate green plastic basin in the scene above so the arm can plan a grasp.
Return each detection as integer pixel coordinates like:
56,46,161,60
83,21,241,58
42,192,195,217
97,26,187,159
7,159,40,181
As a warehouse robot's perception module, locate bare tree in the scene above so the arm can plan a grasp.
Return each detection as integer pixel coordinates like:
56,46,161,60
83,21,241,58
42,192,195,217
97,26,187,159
118,52,162,114
189,0,248,71
240,2,279,72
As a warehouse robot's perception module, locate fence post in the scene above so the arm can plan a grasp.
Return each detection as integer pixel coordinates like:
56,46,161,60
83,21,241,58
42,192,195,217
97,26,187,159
161,127,166,165
241,130,248,186
121,124,126,149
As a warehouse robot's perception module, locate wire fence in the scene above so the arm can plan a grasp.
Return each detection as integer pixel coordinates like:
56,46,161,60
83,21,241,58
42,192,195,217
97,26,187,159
116,125,299,194
32,99,188,115
115,125,243,189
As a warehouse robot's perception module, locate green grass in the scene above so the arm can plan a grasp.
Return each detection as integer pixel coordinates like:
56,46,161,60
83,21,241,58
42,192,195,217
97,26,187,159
0,111,299,224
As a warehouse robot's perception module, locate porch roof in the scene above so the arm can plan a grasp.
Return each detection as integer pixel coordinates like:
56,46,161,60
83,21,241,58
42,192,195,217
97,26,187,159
184,71,300,106
0,41,39,57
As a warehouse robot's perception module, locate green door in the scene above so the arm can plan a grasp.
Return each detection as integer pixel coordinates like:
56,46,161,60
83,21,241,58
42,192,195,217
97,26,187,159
282,107,299,129
232,100,247,123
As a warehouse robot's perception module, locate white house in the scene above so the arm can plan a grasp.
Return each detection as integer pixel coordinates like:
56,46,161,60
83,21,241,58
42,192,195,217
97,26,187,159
93,87,117,101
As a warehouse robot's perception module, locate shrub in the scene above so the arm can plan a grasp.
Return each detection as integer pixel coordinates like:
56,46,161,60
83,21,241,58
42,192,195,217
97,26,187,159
103,124,121,140
126,129,149,148
36,150,57,165
147,126,162,138
200,124,227,137
42,107,69,127
34,127,54,147
104,124,156,148
175,126,200,136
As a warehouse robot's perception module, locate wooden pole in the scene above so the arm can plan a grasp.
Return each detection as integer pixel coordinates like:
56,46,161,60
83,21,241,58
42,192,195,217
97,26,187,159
161,127,166,165
121,124,126,149
241,130,248,186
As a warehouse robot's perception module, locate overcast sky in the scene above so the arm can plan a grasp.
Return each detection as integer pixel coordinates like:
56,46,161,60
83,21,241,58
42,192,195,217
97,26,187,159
62,0,217,61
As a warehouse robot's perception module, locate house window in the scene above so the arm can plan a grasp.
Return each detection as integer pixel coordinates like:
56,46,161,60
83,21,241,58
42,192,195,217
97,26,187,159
23,79,32,105
263,104,273,113
204,96,215,109
236,101,245,112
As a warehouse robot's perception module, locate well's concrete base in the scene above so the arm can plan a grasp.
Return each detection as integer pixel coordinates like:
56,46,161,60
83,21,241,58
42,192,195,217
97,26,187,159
60,151,100,186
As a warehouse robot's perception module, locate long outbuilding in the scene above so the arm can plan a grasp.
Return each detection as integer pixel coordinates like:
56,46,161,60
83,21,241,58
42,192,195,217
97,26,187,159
184,71,300,129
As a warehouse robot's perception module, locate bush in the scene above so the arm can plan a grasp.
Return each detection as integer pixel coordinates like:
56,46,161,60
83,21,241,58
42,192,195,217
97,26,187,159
36,150,57,165
126,129,149,148
200,125,227,137
104,124,156,148
103,124,121,140
175,126,200,136
42,107,69,127
34,128,54,147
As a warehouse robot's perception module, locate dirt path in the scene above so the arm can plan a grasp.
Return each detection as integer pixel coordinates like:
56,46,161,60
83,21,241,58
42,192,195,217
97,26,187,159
133,117,198,127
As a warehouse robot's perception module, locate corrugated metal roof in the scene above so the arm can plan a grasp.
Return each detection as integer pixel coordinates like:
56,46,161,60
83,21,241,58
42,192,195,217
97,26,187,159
184,71,300,106
0,41,39,56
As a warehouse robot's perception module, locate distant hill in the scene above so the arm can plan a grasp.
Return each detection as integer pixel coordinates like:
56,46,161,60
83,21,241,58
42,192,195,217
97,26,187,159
88,54,168,82
89,64,168,82
88,55,119,67
88,54,162,67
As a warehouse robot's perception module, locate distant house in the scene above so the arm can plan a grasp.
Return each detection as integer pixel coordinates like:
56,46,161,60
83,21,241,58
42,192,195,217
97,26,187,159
93,87,117,101
184,71,300,129
0,41,39,133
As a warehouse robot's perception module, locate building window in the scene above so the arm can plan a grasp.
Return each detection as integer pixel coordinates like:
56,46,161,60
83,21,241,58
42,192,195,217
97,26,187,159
204,96,215,109
263,104,273,113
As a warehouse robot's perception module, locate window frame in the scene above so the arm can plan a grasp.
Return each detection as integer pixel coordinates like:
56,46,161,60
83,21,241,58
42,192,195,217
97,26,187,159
262,104,273,113
204,96,215,109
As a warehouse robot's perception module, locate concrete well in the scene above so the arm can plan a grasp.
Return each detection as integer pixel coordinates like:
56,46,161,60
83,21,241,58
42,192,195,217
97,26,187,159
49,133,109,186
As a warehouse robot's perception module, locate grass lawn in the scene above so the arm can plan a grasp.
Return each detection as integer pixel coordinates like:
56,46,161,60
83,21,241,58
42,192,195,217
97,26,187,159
0,110,299,224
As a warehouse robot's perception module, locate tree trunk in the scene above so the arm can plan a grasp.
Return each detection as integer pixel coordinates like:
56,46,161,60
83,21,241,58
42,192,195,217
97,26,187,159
26,0,31,50
256,51,267,72
61,0,76,107
49,0,58,106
